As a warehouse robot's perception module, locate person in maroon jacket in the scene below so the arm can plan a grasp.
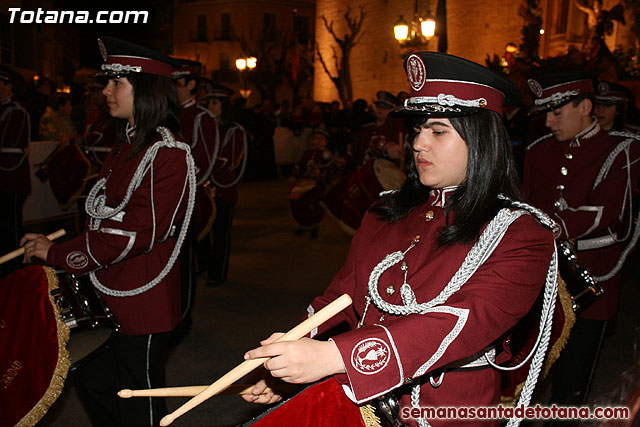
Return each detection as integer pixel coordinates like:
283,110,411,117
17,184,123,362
172,58,219,322
0,65,30,279
243,52,558,427
200,81,247,286
522,72,640,418
20,37,196,426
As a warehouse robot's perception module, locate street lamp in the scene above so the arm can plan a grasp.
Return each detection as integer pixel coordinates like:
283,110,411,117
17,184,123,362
236,56,257,98
393,0,436,50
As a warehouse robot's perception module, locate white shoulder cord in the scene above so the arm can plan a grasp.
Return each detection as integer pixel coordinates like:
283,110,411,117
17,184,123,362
210,123,248,188
366,197,558,427
590,132,640,282
195,109,221,186
0,103,31,172
85,126,197,297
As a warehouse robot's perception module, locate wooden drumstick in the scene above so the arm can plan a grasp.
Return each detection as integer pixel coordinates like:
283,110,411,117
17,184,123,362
0,229,66,265
159,293,352,426
119,384,272,398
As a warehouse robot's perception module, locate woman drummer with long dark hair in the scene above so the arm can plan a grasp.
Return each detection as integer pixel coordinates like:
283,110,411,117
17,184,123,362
243,53,558,427
21,37,196,426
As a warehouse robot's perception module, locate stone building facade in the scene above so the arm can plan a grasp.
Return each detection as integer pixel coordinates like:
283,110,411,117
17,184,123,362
314,0,636,105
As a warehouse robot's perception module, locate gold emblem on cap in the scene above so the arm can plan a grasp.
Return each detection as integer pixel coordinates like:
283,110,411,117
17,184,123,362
425,211,434,221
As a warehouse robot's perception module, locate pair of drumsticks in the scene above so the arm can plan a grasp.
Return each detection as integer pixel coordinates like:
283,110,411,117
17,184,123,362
123,294,353,426
0,230,352,426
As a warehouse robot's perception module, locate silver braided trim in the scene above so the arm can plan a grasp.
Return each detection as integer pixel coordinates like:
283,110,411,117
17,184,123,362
195,109,220,186
87,126,197,297
534,90,579,106
0,103,30,172
101,63,142,74
210,124,248,188
367,208,527,317
406,94,487,109
591,134,640,281
369,197,558,427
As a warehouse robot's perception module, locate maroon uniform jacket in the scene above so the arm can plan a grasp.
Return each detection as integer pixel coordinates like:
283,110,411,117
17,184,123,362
0,97,31,193
211,119,246,204
305,190,554,426
179,100,218,185
523,121,640,320
47,132,191,335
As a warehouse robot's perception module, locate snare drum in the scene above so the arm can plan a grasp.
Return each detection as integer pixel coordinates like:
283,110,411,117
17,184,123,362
53,269,119,370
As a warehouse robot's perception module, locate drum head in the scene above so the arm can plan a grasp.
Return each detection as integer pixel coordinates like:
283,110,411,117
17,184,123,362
68,327,113,371
373,159,406,191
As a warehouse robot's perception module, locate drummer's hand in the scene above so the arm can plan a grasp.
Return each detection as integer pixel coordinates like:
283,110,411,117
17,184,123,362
19,233,53,263
244,333,345,385
242,378,282,405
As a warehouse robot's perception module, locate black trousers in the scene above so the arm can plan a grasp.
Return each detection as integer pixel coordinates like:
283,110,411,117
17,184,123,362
74,332,172,427
209,199,234,283
546,317,607,425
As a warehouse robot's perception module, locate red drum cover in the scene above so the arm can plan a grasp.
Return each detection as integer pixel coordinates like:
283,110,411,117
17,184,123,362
501,277,575,404
243,377,366,427
47,144,91,209
0,266,70,426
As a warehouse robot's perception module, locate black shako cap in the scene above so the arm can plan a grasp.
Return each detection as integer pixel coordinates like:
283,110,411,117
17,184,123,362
392,51,521,118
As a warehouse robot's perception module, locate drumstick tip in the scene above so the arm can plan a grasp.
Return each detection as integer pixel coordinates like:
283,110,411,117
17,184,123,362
159,415,174,426
118,389,133,398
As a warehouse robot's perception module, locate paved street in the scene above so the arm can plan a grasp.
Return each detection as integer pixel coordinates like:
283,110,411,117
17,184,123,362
40,178,640,426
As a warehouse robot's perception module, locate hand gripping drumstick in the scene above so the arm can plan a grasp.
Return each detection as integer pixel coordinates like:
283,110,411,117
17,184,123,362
119,384,272,398
159,293,352,426
0,229,66,265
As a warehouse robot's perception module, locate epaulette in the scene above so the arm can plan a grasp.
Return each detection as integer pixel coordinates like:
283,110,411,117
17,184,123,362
525,132,553,151
609,130,640,142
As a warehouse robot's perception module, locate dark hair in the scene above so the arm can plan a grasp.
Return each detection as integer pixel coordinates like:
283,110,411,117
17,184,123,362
571,93,594,111
48,92,72,110
370,109,523,246
113,73,181,158
179,75,199,95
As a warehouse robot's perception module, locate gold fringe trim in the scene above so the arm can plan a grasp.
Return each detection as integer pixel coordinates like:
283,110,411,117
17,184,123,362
501,276,576,406
16,266,71,427
543,276,575,378
360,404,383,427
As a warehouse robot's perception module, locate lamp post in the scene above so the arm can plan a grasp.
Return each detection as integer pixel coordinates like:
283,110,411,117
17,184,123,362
393,0,436,50
236,56,257,99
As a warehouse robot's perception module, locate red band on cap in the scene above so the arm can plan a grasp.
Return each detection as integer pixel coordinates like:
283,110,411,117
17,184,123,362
104,55,174,78
411,80,505,114
540,79,593,99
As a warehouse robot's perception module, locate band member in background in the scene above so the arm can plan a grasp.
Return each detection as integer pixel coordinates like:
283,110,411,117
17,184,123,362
172,58,219,325
20,37,196,426
522,72,640,416
350,90,404,167
200,81,247,286
288,125,342,238
594,80,638,133
0,65,30,279
243,52,557,427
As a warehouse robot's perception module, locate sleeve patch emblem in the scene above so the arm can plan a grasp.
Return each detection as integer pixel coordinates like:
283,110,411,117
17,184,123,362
66,251,89,269
351,338,391,375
